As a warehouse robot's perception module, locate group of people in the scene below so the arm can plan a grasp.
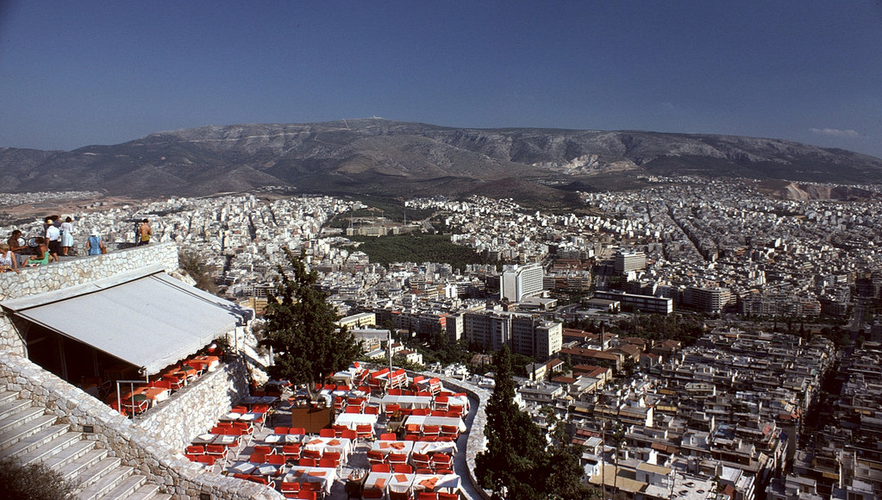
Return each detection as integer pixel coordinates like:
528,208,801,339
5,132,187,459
0,216,154,274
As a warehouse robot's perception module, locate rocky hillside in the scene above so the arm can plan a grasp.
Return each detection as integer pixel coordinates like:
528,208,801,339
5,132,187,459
2,119,881,202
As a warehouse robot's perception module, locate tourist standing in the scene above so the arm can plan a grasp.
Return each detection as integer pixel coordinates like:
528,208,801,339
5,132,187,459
60,217,75,255
138,219,152,245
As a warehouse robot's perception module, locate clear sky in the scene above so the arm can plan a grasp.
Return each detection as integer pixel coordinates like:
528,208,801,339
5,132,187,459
2,1,881,158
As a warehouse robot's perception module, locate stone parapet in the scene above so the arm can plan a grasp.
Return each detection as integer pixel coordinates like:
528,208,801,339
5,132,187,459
0,350,282,500
136,356,251,453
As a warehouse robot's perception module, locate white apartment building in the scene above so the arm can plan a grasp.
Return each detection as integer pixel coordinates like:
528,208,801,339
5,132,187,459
500,263,545,302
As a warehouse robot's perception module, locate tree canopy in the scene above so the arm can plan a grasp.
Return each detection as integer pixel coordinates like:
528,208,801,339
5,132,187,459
261,249,361,394
476,346,587,499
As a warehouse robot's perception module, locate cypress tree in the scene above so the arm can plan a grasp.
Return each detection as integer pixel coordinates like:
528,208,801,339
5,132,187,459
261,249,361,397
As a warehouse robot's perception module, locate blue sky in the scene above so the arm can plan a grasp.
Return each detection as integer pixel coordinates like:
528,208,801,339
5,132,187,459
2,1,881,158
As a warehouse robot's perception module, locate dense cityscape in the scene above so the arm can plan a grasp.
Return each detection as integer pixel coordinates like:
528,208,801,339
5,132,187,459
3,176,881,499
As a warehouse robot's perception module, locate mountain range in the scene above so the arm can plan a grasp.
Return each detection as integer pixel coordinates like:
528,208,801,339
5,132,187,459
2,119,881,204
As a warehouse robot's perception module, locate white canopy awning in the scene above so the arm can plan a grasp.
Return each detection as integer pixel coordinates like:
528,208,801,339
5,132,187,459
1,266,247,375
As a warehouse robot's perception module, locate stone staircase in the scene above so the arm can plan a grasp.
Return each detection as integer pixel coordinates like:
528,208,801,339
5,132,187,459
0,390,172,500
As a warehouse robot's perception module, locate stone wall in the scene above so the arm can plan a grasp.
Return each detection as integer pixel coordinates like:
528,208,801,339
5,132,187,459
0,242,180,354
408,372,492,500
0,349,282,500
136,356,251,453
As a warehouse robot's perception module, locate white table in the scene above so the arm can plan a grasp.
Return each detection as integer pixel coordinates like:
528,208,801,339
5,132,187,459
364,471,415,495
301,436,353,462
380,395,433,410
412,473,461,494
228,461,257,475
284,466,337,495
261,434,303,446
404,415,467,433
333,412,378,430
371,440,415,457
411,441,457,456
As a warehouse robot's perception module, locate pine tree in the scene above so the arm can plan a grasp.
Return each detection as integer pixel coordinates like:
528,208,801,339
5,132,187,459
261,249,361,397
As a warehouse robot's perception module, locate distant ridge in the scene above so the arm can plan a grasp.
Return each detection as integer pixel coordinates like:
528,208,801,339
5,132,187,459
2,119,881,203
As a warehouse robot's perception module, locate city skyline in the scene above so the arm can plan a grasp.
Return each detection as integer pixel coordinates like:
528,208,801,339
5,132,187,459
1,1,881,158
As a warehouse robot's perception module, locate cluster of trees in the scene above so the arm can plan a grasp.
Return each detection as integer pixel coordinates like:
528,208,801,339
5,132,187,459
566,312,705,346
347,233,495,271
476,346,587,499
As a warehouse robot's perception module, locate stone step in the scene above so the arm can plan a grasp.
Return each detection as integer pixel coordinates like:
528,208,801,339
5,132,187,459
17,430,82,466
43,440,97,470
76,465,133,500
0,396,32,422
0,390,19,406
71,456,122,492
0,421,67,457
149,495,173,500
0,405,46,435
59,448,108,483
96,473,146,500
124,483,161,500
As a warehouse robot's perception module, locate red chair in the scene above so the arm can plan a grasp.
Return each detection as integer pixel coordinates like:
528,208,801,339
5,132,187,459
367,450,386,466
333,424,349,437
345,406,362,414
281,444,301,460
245,475,276,488
186,445,204,455
289,427,306,436
232,421,253,435
437,493,458,500
390,491,411,500
371,463,391,472
388,453,408,465
185,454,199,462
280,481,301,498
404,434,419,441
254,444,274,455
341,428,358,440
392,464,413,473
432,453,452,470
423,425,441,438
323,451,341,464
296,491,316,500
319,428,336,438
274,426,290,434
267,454,286,466
299,457,317,467
412,453,432,470
217,421,234,429
440,425,459,439
385,404,401,418
356,424,374,440
205,444,228,460
365,405,380,415
380,433,397,441
231,406,248,414
318,457,337,468
195,455,216,466
302,449,322,460
417,493,438,500
363,488,384,499
249,452,268,464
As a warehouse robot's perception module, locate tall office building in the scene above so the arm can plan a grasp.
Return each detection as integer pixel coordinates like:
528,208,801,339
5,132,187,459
463,310,562,361
614,250,646,274
500,263,544,302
